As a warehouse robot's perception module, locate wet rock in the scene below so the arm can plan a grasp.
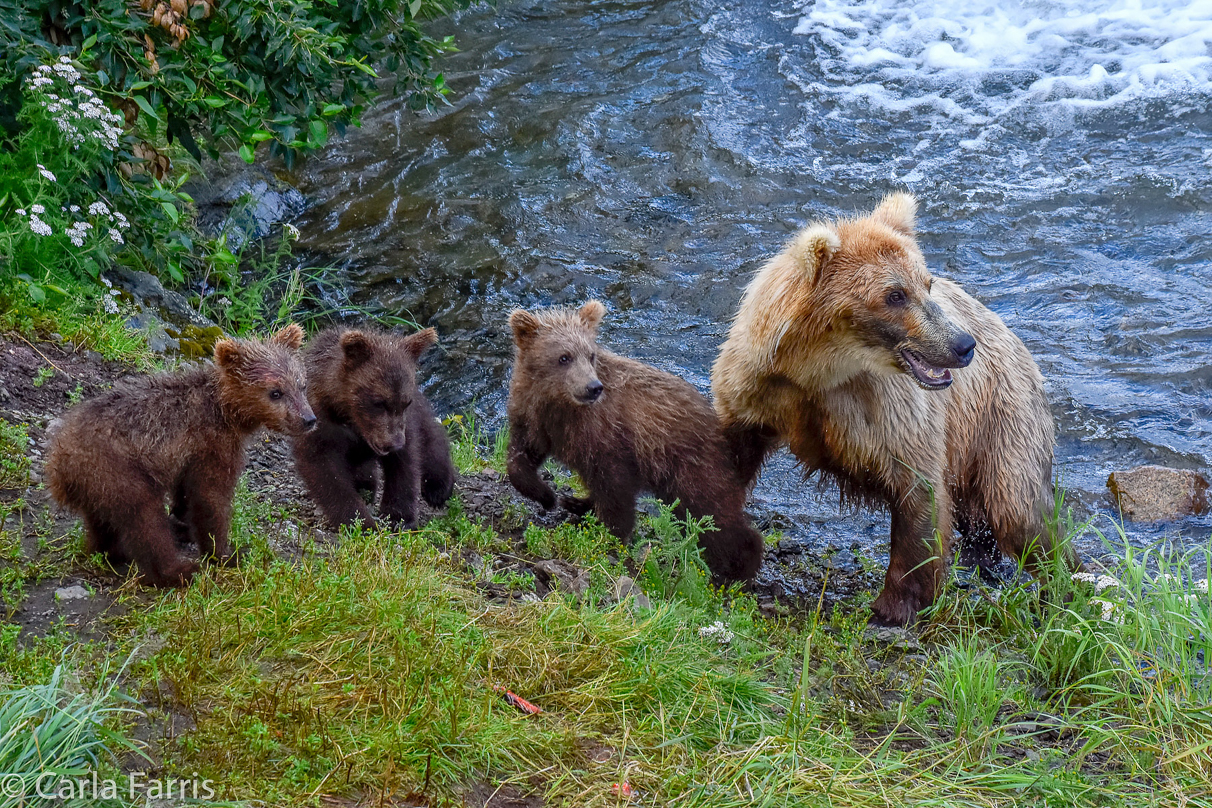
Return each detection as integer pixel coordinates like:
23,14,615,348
1107,465,1209,522
109,267,215,329
187,162,306,247
612,575,652,611
54,585,90,602
864,626,921,652
533,559,589,598
479,468,500,481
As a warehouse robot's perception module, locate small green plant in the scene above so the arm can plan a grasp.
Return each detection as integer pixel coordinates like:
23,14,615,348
927,632,1010,759
490,569,536,592
635,501,717,607
66,381,84,405
0,418,30,488
30,364,53,388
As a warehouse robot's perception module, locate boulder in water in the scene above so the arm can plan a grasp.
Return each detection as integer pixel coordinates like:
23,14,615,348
1107,465,1209,522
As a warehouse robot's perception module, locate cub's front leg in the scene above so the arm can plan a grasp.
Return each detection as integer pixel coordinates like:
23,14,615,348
506,428,557,510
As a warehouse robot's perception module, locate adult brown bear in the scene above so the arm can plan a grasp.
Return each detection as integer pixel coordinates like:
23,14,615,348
712,193,1077,625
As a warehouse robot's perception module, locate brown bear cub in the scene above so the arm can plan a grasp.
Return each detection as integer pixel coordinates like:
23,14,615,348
293,326,456,530
46,325,315,587
712,193,1080,626
506,301,764,582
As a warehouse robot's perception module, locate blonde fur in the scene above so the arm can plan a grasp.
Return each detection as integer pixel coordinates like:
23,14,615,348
712,194,1070,625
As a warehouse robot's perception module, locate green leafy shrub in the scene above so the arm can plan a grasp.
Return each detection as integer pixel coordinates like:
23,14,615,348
1,0,474,168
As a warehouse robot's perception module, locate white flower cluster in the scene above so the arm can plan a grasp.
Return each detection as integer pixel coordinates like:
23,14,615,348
699,621,734,645
15,187,130,248
27,57,124,151
98,275,121,314
1071,572,1122,593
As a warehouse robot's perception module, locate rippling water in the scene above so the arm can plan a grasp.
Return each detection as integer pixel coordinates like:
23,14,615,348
291,0,1212,557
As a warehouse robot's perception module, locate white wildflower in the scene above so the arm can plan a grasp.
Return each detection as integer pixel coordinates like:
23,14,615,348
30,203,45,214
36,164,56,182
28,215,52,236
217,297,232,308
15,208,26,216
102,295,119,315
107,227,123,244
35,64,52,74
1091,598,1124,624
112,211,130,229
699,621,734,645
284,223,300,238
66,220,93,247
52,61,80,83
1196,579,1210,595
69,205,80,213
88,201,110,217
99,275,113,289
1071,572,1121,593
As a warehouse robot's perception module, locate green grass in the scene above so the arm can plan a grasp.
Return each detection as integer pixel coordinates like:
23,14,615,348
0,659,145,807
0,420,29,490
1,423,1210,807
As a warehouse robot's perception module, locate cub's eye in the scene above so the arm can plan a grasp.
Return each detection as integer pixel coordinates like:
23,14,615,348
375,400,389,410
885,290,907,306
401,399,413,409
269,390,283,400
558,355,571,365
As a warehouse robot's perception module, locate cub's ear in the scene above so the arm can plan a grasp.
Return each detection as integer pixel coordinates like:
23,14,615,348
270,323,305,350
214,339,246,371
578,300,606,332
339,330,374,371
788,224,841,284
403,327,438,360
509,309,543,347
872,192,916,236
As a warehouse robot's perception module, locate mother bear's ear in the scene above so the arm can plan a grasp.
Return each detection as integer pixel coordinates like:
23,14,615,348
872,192,917,236
788,224,841,285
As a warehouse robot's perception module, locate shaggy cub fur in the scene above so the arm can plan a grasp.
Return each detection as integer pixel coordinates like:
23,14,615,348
506,301,764,582
46,325,314,587
293,326,455,529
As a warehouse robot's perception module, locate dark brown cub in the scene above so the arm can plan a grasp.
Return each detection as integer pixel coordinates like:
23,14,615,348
45,325,314,587
506,301,765,582
293,326,455,529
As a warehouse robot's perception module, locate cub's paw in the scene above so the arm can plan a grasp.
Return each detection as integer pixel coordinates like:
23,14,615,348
559,495,595,517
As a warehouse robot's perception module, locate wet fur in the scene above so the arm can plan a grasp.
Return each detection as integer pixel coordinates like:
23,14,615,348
712,194,1077,625
293,326,455,529
46,326,313,587
507,302,764,582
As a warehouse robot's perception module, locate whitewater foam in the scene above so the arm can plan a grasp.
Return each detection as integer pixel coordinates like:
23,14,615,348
795,0,1212,119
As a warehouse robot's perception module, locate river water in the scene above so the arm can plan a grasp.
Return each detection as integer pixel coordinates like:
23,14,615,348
291,0,1212,560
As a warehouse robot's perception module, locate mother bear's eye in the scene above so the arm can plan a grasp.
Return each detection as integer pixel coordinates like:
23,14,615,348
559,355,571,365
885,290,907,306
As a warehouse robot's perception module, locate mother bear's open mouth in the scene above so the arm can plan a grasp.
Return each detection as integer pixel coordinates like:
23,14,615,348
900,349,954,390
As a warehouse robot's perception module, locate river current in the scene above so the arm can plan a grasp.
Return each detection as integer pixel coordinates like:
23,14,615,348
291,0,1212,559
